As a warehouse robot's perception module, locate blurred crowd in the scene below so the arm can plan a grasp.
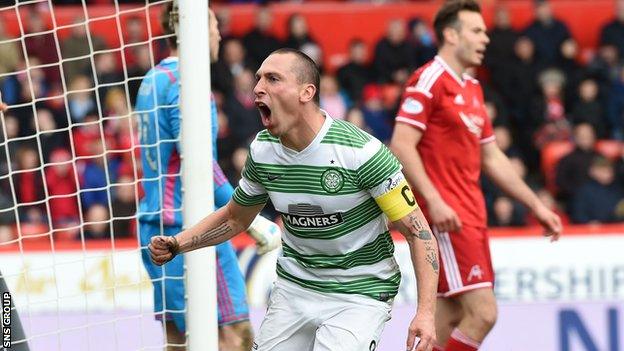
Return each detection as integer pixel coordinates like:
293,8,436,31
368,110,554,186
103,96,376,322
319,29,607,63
2,1,624,243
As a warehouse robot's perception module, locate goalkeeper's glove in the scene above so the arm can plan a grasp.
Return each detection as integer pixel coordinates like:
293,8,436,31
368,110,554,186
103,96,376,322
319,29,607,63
247,215,282,255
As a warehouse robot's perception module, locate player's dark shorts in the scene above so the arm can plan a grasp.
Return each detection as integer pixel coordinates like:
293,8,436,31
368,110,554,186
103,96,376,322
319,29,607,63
139,221,249,332
433,225,494,297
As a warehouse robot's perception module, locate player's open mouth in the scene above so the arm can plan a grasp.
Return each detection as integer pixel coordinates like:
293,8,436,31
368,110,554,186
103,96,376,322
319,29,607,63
256,102,272,127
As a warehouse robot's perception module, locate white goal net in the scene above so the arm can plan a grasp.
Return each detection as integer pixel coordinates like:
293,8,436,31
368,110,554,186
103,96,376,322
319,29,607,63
0,1,187,349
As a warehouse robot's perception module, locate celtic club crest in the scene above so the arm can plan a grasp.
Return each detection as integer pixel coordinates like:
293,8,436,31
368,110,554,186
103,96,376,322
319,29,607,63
321,169,344,193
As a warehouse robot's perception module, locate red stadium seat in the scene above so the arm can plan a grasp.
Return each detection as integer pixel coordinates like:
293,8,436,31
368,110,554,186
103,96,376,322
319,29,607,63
541,140,574,193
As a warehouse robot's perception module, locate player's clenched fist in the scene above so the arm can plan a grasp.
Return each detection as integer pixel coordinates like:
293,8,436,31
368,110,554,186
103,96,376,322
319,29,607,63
148,235,179,265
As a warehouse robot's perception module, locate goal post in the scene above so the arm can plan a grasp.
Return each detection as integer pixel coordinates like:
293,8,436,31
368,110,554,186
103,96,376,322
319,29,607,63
177,0,218,350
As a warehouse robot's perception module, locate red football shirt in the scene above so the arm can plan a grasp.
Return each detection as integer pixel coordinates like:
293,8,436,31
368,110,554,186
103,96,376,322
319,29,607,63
396,56,495,228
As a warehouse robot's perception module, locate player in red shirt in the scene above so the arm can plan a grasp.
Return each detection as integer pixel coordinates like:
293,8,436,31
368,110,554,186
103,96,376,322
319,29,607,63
391,1,562,350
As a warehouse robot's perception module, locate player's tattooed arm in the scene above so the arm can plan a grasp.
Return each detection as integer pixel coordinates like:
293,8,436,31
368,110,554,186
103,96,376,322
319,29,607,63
172,200,263,254
406,212,439,273
392,207,438,343
181,220,233,252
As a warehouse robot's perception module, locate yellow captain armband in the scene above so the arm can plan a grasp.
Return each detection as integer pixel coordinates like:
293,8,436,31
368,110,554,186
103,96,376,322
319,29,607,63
374,179,418,221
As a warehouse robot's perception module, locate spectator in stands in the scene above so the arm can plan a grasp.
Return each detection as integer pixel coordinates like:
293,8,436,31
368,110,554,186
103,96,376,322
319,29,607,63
94,52,123,101
360,84,392,142
532,68,571,150
215,107,238,175
558,38,583,108
103,88,136,176
83,204,110,240
0,191,15,243
489,196,527,227
72,113,112,157
506,37,540,128
0,20,22,91
61,17,106,84
242,6,281,70
0,69,20,106
222,68,263,149
300,42,324,73
123,15,166,69
555,123,599,204
373,19,414,84
588,44,622,86
485,5,519,95
67,75,96,123
126,46,152,106
344,107,368,132
572,156,624,223
103,87,129,119
228,146,248,185
608,66,624,139
44,148,80,231
111,175,136,239
215,8,233,42
2,113,21,161
223,38,251,77
337,39,372,103
79,139,113,210
483,85,511,127
284,13,317,50
599,0,624,58
24,10,61,83
523,0,571,68
570,78,607,138
35,108,69,162
407,17,437,68
124,15,145,43
16,57,49,115
493,125,521,158
14,56,49,112
14,146,45,224
213,38,252,95
320,74,348,120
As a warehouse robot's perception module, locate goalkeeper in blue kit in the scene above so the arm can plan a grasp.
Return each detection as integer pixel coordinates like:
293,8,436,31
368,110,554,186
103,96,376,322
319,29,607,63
135,4,281,350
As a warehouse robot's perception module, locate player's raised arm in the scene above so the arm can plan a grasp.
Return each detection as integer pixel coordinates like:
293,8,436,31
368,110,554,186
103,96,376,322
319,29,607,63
373,174,438,351
148,199,264,266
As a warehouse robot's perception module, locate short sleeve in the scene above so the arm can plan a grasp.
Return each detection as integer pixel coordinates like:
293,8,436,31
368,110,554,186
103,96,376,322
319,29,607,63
480,114,495,144
356,143,402,191
232,153,268,207
395,78,435,132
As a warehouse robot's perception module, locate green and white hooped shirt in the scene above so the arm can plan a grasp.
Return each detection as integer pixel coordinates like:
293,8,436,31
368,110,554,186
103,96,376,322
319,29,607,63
233,113,406,301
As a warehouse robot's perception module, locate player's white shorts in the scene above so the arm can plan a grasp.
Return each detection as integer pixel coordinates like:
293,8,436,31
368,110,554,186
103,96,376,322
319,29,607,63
253,278,393,351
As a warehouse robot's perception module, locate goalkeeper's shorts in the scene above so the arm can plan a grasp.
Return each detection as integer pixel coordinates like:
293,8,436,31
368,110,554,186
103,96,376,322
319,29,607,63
253,278,392,351
139,221,249,332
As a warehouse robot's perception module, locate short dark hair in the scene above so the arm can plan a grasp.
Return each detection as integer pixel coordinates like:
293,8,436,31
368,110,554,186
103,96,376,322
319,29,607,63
160,2,178,49
433,0,482,44
271,48,320,105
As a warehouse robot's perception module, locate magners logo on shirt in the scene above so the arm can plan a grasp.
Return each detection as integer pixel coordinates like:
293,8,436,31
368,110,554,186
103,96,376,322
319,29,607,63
281,203,344,229
282,213,343,229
